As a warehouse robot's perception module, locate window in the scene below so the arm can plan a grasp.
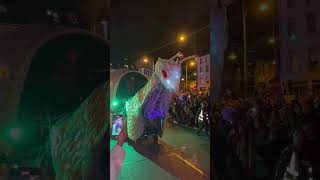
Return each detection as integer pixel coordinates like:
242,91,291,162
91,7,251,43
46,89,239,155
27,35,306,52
288,17,296,37
200,67,203,73
287,0,296,8
200,59,203,64
307,48,319,69
205,65,209,72
289,50,299,73
306,12,317,33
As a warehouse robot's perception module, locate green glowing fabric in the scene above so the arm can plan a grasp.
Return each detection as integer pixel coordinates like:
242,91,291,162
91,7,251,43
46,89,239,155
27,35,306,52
50,82,109,180
125,75,155,140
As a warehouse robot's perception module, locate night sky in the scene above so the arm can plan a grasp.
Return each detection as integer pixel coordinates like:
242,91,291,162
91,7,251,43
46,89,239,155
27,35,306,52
1,0,273,66
110,0,210,68
111,0,274,68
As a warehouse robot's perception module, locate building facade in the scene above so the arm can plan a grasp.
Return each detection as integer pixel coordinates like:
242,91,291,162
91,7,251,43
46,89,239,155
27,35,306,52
138,68,152,79
196,54,210,91
255,62,276,83
278,0,320,97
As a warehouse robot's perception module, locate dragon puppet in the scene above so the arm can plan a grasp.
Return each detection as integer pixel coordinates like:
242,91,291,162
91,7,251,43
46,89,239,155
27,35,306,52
124,53,182,140
49,53,182,179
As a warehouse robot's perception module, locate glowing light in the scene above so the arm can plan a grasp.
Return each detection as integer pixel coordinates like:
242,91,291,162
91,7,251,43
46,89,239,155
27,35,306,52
112,100,119,107
190,61,195,66
290,34,297,40
259,3,269,11
9,128,21,140
228,53,237,60
143,57,149,63
268,37,276,44
179,35,186,42
181,78,185,81
193,73,197,76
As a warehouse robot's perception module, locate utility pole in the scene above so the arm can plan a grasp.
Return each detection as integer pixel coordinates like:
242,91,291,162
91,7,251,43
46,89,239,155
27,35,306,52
242,0,248,97
185,65,188,92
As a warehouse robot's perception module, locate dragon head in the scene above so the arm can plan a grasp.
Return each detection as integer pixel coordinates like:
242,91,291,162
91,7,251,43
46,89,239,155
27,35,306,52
154,55,181,93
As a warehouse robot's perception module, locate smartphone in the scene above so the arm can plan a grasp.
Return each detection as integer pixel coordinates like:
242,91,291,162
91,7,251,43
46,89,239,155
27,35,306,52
112,115,123,139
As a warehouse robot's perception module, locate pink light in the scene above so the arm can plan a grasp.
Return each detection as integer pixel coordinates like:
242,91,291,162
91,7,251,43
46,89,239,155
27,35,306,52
21,171,30,175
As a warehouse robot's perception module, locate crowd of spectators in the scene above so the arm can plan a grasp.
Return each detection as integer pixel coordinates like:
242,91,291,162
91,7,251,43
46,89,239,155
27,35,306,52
211,90,320,180
167,92,210,133
168,88,320,179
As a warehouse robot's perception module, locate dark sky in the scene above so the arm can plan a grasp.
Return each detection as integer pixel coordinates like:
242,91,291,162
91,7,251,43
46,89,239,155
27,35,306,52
3,0,110,25
110,0,274,68
110,0,210,67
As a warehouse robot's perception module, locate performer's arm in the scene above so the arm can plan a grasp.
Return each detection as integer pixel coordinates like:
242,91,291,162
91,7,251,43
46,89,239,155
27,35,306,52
110,129,127,180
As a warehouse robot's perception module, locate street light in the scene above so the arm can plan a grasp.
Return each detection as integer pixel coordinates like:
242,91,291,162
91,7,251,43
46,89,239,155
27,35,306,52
185,61,196,92
178,34,186,43
143,57,149,63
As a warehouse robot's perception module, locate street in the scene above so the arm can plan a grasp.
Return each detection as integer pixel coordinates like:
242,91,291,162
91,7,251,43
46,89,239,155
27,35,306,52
110,122,210,180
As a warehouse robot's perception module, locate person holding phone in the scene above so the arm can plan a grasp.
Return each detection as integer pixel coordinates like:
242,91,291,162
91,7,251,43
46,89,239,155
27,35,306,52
110,128,128,180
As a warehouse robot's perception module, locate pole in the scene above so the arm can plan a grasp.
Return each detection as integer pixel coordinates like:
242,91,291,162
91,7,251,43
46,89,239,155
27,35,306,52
273,0,280,88
194,33,196,55
186,64,188,92
242,0,248,98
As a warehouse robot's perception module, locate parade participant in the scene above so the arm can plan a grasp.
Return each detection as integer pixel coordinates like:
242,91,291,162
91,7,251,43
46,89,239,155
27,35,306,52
197,102,210,136
110,129,128,180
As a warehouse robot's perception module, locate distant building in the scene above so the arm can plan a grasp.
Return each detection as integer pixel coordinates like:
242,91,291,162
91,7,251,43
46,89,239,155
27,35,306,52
278,0,320,97
255,62,276,83
196,54,210,91
138,68,152,79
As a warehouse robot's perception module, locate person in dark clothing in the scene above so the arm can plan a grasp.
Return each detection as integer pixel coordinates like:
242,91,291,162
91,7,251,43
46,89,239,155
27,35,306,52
212,109,232,180
190,101,201,127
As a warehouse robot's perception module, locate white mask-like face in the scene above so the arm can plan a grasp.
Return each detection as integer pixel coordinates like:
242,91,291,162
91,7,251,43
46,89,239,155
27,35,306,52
155,58,181,93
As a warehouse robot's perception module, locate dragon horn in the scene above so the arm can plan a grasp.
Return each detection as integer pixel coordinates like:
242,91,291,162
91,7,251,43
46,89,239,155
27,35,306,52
168,52,182,62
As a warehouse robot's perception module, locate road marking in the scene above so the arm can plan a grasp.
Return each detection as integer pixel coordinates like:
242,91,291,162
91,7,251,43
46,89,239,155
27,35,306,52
170,153,207,177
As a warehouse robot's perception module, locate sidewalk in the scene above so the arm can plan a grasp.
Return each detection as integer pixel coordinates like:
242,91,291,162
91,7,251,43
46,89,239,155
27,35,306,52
110,138,209,180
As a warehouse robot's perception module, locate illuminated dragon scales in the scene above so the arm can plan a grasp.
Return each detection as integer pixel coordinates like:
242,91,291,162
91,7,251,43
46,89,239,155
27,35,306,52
125,55,181,140
50,83,109,180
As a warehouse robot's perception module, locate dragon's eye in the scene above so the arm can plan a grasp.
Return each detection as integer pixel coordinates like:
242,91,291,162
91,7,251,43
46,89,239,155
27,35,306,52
162,70,168,78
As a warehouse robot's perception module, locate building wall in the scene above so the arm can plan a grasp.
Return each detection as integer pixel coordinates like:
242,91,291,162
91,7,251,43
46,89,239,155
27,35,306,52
138,68,152,79
278,0,320,82
197,54,210,91
255,62,276,83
